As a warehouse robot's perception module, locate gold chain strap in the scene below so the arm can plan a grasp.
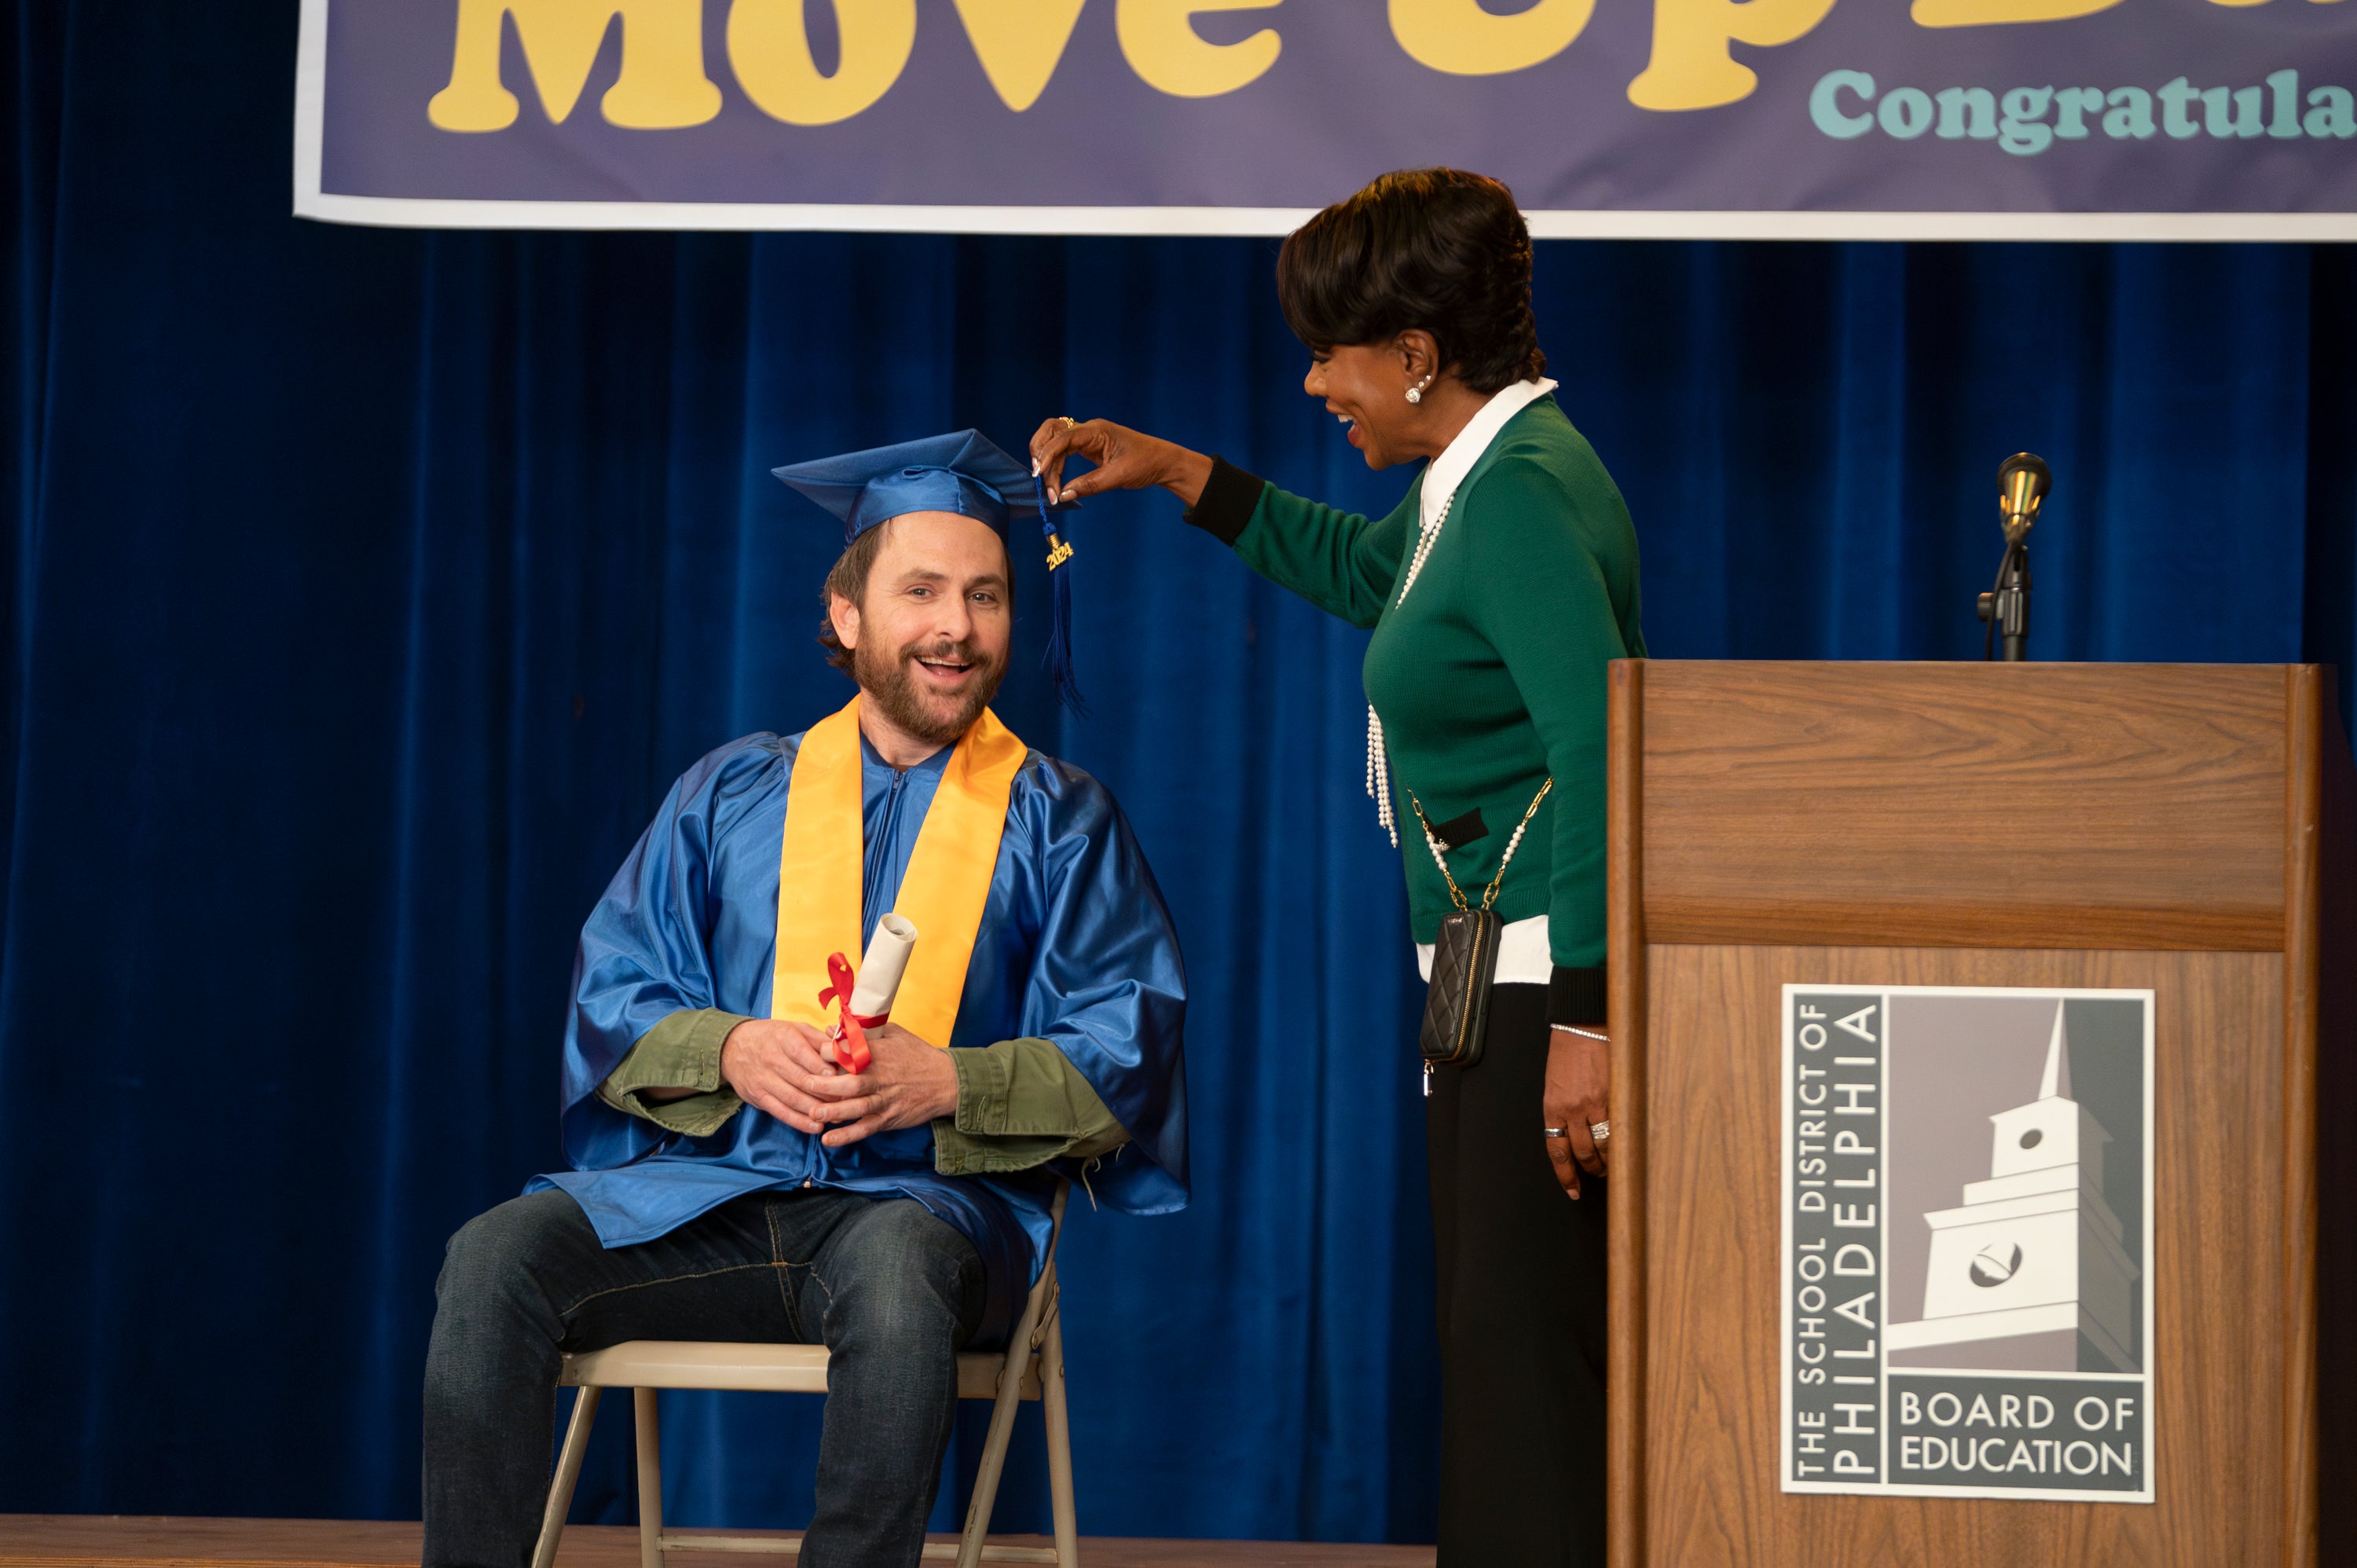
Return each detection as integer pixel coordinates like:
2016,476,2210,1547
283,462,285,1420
1407,777,1553,914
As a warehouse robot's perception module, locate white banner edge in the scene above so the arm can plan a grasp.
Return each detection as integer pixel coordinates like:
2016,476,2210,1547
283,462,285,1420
292,0,330,214
288,192,2357,242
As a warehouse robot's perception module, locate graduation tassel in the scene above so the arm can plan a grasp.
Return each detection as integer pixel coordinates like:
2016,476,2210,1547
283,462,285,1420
1036,474,1087,716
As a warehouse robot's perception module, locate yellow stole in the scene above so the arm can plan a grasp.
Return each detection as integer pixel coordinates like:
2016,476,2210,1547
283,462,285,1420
769,697,1028,1050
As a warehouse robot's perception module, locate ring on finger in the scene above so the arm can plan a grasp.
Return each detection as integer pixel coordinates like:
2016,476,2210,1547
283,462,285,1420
1058,415,1078,430
1542,1126,1569,1138
1589,1120,1611,1143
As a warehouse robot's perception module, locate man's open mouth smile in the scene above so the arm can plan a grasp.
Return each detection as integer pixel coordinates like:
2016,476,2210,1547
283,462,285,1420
913,653,977,685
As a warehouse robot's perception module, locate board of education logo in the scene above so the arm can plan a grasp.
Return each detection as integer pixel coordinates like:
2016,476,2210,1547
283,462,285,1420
1781,985,2155,1504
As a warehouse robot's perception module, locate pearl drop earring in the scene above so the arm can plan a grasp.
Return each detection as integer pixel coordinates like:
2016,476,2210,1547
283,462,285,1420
1406,376,1430,405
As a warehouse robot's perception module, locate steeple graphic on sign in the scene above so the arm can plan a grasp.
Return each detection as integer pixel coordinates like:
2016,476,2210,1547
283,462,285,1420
1886,1002,2140,1373
2039,1008,2069,1097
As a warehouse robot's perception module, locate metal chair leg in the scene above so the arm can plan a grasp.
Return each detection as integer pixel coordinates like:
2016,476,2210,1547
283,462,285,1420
956,1289,1047,1568
1042,1306,1078,1568
957,1185,1071,1568
635,1387,665,1568
531,1385,601,1568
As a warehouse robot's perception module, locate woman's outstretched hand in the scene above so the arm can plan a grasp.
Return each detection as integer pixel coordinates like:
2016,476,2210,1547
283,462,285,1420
1028,417,1213,508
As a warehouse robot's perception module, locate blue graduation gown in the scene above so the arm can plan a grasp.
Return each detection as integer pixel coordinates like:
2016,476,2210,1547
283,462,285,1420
530,729,1189,1345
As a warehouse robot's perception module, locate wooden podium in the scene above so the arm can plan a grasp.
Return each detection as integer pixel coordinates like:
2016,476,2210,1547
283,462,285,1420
1604,661,2352,1568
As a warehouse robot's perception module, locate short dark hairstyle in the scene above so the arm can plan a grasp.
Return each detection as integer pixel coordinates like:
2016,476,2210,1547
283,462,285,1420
1274,168,1545,396
816,522,892,673
814,518,1015,674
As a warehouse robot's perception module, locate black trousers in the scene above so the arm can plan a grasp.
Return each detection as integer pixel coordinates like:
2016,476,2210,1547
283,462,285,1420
1427,982,1610,1568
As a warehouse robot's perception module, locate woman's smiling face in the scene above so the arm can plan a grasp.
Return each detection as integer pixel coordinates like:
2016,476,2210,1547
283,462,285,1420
1305,340,1419,471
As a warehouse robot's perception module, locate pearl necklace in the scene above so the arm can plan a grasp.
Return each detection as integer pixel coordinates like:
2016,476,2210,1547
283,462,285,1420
1364,492,1458,848
1395,491,1455,608
1366,707,1396,848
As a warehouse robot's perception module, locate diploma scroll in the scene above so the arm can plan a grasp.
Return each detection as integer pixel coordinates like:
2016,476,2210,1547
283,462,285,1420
819,913,918,1075
849,912,918,1022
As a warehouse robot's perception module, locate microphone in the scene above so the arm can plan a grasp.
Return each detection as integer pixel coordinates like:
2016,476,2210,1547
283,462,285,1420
1998,452,2051,544
1978,452,2049,661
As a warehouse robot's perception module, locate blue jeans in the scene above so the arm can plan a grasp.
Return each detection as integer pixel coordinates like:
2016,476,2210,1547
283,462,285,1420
423,1186,987,1568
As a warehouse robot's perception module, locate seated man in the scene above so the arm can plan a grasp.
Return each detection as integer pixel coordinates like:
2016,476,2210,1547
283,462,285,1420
423,431,1188,1568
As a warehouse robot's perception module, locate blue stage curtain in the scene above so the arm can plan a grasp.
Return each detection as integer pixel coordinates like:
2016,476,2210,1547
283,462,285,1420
5,3,2353,1548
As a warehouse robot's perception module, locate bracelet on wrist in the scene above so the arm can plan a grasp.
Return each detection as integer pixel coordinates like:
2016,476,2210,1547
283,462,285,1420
1551,1024,1609,1041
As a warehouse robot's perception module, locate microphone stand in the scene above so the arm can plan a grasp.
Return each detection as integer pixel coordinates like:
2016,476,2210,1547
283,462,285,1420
1978,536,2032,661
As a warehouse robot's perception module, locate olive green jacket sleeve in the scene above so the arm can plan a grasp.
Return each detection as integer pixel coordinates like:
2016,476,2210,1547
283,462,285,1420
597,1009,1129,1173
931,1036,1131,1175
596,1007,746,1138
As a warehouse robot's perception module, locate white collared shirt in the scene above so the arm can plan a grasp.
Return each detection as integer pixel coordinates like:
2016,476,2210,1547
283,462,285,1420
1409,376,1560,987
1418,377,1557,535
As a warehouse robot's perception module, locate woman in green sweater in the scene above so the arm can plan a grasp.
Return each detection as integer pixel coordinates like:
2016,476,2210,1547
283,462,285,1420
1032,168,1642,1565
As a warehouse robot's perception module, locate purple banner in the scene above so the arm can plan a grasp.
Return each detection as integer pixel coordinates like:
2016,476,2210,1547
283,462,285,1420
293,0,2357,238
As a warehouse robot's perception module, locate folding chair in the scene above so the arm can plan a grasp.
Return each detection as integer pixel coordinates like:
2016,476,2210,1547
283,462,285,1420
530,1182,1077,1568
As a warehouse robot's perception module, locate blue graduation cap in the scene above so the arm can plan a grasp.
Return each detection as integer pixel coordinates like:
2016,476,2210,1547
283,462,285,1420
772,430,1084,713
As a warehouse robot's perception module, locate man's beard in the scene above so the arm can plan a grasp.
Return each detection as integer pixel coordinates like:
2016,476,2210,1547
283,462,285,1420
855,633,1006,746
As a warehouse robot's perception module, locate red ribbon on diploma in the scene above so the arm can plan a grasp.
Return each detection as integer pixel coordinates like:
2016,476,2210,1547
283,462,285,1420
816,951,884,1075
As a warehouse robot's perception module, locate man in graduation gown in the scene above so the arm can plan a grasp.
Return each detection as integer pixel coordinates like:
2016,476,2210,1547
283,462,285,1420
422,431,1188,1568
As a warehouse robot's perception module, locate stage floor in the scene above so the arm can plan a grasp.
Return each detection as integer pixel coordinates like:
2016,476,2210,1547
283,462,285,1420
0,1516,1435,1568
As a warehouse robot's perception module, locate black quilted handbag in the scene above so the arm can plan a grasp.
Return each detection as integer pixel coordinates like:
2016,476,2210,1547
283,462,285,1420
1419,907,1501,1068
1407,776,1553,1073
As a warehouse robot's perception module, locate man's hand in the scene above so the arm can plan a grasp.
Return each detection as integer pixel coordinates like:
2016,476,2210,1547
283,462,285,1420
1544,1027,1611,1200
798,1023,961,1149
1028,417,1212,508
718,1018,860,1136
